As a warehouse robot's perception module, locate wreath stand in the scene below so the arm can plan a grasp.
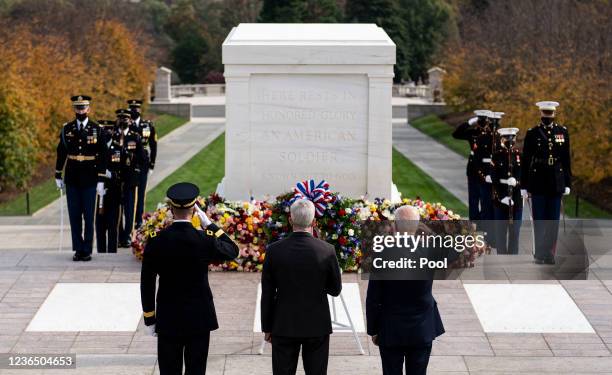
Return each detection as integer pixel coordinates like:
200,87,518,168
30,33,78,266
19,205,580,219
258,292,365,355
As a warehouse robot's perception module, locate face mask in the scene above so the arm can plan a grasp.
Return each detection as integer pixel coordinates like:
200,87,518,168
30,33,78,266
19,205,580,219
541,117,553,125
76,113,87,121
130,110,139,120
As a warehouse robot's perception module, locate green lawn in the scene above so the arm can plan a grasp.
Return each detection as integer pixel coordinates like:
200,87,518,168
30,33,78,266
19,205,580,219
410,114,471,158
145,133,225,212
410,114,611,219
392,148,469,217
0,114,188,216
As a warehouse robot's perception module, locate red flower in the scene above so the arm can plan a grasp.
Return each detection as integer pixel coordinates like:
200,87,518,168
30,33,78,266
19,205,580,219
338,209,346,217
339,236,347,245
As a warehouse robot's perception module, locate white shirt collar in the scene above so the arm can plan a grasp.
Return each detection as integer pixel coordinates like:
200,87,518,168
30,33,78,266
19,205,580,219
78,117,89,128
173,219,192,223
122,127,129,136
134,117,141,126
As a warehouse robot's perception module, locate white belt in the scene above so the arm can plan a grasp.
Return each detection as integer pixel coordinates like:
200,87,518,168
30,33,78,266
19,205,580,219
482,158,491,163
500,178,509,184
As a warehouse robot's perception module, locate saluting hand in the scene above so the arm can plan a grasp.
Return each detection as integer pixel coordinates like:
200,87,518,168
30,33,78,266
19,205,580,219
194,203,212,227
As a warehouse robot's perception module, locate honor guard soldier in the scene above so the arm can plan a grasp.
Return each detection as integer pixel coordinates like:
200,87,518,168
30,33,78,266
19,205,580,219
55,95,107,261
452,110,493,221
95,120,121,253
127,99,157,231
491,127,523,254
140,182,238,375
114,109,146,248
521,101,571,264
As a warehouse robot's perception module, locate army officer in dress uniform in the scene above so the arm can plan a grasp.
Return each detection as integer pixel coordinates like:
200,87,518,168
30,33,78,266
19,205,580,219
95,120,121,253
127,99,157,231
140,182,238,375
55,95,107,261
521,101,572,264
491,127,523,255
114,109,146,248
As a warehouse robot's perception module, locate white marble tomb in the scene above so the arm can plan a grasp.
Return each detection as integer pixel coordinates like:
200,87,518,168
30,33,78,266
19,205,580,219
219,23,397,200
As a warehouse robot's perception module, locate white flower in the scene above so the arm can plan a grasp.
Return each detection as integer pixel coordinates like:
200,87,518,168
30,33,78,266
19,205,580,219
275,221,283,228
345,208,352,214
348,229,355,236
332,234,338,240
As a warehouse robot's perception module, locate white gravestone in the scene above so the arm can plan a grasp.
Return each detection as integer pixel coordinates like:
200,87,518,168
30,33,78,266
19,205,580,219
220,24,396,200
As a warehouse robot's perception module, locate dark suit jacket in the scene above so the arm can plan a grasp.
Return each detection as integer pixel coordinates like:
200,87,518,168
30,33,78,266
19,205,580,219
261,231,342,337
140,222,239,336
366,279,444,347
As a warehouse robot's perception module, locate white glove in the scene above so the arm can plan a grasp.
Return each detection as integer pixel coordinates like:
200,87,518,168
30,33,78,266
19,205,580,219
564,187,570,196
194,204,212,227
55,178,64,190
468,117,478,126
501,196,514,206
148,169,153,176
105,169,112,179
521,189,528,198
485,175,492,183
145,324,157,337
96,182,105,196
506,177,517,187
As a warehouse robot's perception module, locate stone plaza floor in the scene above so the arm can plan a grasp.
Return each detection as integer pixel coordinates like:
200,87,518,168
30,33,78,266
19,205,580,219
0,249,612,374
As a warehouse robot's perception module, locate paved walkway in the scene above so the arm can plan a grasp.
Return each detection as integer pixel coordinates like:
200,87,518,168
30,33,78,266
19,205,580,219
392,121,469,206
0,251,611,374
0,120,224,227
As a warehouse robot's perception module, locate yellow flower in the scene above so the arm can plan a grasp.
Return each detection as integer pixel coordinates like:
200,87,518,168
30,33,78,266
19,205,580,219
247,224,254,231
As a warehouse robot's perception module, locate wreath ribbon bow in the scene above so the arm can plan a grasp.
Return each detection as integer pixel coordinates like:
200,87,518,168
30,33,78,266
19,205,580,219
290,179,333,217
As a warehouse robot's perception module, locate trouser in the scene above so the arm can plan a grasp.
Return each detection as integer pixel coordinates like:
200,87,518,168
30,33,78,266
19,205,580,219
531,194,562,260
119,185,138,245
65,184,97,256
158,333,210,375
135,167,149,229
467,175,481,221
272,335,329,375
478,182,494,246
379,342,432,375
95,185,121,253
494,205,523,255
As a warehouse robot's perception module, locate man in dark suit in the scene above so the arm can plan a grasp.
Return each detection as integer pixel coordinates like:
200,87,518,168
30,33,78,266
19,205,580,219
261,199,342,375
366,206,445,375
140,182,239,375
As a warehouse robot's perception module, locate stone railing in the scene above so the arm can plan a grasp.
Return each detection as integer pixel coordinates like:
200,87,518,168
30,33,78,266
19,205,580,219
171,84,225,97
393,83,431,98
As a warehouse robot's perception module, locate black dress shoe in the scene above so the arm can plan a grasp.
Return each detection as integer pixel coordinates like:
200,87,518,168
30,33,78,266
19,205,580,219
544,257,556,265
534,258,545,265
72,253,81,261
81,255,92,262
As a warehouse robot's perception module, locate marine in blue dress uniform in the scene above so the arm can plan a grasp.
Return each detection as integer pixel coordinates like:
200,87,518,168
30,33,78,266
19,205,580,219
127,99,157,231
521,101,572,264
452,109,493,221
491,127,523,254
55,95,107,261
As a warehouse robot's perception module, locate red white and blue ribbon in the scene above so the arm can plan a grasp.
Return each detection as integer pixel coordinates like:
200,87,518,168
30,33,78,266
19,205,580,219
290,180,333,217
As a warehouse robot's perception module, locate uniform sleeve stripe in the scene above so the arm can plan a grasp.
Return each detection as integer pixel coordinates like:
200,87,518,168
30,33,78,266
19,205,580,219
215,229,224,238
143,311,155,318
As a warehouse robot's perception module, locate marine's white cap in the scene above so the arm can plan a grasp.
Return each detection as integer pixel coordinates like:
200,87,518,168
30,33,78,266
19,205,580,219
536,101,559,111
497,127,519,137
491,112,505,119
474,109,493,117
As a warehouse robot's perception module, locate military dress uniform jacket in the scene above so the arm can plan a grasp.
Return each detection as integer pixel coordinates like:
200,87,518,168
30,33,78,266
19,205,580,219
140,222,239,336
111,129,145,188
452,122,481,178
491,146,523,209
131,120,157,169
521,123,572,195
473,129,494,182
55,119,107,187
